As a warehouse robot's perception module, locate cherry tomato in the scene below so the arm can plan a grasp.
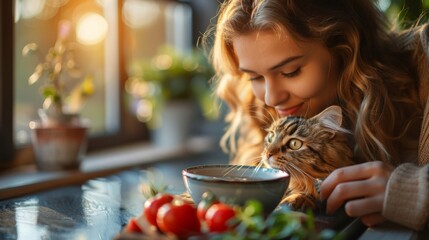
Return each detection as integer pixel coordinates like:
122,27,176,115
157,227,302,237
143,193,174,228
156,200,201,237
197,191,219,222
205,203,237,233
124,218,143,233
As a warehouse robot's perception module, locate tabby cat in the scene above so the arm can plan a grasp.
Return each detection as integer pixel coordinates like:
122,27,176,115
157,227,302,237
261,105,356,210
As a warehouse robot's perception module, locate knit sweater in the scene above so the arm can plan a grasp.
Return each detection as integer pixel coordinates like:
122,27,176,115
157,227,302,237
382,23,429,231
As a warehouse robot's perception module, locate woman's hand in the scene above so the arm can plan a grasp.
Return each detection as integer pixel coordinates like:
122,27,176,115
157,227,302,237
319,161,394,227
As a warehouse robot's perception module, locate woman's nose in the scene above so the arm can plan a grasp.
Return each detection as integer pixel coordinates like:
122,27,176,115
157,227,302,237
264,78,289,107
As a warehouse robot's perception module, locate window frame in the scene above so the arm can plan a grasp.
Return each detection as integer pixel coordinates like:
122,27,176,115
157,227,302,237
0,0,14,165
0,0,150,170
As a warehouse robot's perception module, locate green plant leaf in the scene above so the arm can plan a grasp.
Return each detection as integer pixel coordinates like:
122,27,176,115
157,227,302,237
126,44,216,125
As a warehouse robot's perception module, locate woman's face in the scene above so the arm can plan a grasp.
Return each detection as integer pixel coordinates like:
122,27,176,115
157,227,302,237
232,29,338,118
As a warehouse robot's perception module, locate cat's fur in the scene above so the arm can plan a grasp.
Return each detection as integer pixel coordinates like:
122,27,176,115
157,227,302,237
261,105,356,210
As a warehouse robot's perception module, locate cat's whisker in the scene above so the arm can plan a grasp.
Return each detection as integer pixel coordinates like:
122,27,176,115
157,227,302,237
249,155,263,165
285,163,301,179
283,165,294,178
286,165,314,193
240,165,251,178
247,106,271,126
264,107,278,123
287,162,316,193
256,159,265,168
303,99,311,118
247,104,278,128
290,171,308,190
285,166,304,188
251,160,265,177
222,164,242,177
229,155,263,177
245,157,264,178
275,160,301,182
250,158,261,177
285,162,315,186
288,162,315,181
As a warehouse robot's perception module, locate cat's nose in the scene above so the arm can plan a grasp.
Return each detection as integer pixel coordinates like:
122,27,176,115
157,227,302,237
267,149,278,158
266,150,275,158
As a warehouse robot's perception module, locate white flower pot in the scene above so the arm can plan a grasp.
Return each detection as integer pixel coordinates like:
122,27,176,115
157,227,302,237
152,101,196,148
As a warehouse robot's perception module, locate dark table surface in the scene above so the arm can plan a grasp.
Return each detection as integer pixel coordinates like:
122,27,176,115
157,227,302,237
0,149,425,240
0,149,230,240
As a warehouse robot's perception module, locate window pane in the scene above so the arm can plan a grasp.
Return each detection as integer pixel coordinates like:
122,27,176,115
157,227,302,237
122,0,193,123
122,0,192,59
14,0,119,145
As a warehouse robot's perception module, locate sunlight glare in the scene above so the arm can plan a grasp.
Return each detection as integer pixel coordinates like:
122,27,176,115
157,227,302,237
45,0,69,8
122,0,160,29
76,13,108,45
19,0,45,20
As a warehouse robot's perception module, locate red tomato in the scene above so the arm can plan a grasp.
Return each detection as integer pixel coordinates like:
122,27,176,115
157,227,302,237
205,203,236,233
143,193,174,228
197,191,219,222
125,218,143,233
156,201,201,237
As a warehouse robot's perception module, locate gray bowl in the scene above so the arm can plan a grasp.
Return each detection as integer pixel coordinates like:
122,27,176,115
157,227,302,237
182,164,290,214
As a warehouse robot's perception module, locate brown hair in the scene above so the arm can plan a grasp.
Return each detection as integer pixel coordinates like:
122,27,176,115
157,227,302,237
206,0,422,165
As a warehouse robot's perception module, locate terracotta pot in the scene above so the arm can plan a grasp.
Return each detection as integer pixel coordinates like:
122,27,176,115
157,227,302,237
29,120,88,171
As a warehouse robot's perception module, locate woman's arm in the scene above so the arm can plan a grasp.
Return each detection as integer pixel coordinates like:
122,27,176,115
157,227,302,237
382,163,429,230
320,23,429,230
383,21,429,230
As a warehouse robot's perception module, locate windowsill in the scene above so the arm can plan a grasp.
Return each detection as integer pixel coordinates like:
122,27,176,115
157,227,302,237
0,136,218,201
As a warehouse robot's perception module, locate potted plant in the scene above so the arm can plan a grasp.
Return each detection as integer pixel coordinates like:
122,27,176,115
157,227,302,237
23,20,94,170
126,45,217,147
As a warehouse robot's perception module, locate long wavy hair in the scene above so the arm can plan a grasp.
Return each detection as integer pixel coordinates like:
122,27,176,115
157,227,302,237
205,0,422,165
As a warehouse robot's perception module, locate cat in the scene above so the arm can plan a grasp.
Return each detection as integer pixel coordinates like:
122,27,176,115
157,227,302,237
261,105,356,211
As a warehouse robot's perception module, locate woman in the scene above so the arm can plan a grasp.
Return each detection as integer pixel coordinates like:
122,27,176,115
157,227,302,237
206,0,429,231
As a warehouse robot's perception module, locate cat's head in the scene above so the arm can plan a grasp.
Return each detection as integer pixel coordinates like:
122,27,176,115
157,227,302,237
261,105,354,179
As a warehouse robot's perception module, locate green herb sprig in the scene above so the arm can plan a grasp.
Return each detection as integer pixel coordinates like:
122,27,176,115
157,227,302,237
212,200,341,240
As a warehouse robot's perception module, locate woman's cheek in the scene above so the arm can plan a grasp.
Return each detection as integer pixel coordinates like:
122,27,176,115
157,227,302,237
291,77,326,98
291,60,333,98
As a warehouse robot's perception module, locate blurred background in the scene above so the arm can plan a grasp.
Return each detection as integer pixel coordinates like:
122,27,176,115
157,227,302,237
12,0,222,154
4,0,429,165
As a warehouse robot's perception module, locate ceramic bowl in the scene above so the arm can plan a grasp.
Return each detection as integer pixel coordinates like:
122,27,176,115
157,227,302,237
182,164,290,214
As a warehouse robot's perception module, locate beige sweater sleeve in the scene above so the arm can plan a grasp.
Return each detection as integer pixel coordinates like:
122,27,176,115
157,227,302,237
382,23,429,231
383,164,429,230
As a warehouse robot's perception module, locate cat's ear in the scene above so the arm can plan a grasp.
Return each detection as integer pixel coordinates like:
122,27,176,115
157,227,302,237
313,105,343,130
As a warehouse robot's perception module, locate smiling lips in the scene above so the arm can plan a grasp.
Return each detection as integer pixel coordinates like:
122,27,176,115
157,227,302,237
276,103,304,117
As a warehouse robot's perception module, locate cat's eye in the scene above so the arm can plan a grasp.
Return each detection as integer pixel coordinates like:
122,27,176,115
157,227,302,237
287,138,303,150
266,132,274,143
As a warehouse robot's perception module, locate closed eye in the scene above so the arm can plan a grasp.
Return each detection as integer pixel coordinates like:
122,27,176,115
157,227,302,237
249,75,263,81
281,67,301,78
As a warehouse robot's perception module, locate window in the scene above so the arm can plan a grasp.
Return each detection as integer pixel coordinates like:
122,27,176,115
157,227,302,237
14,0,121,145
3,0,195,168
1,0,15,163
1,0,217,169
